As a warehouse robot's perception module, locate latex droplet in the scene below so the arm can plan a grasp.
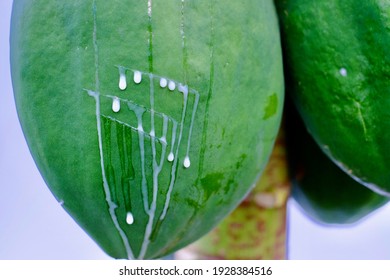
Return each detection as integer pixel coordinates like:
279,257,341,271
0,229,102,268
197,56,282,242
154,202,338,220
167,152,174,162
339,68,347,77
183,156,191,168
134,71,142,84
119,72,127,90
112,98,120,113
126,212,134,225
160,78,168,88
168,81,176,91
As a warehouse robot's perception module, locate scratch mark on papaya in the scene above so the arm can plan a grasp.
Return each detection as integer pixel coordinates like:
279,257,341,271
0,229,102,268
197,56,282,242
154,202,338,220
88,70,200,259
139,0,160,260
181,0,188,83
101,114,166,144
163,0,216,257
185,91,199,168
147,0,154,73
157,0,201,222
91,0,135,260
159,89,189,220
89,0,202,257
355,101,368,141
197,0,215,187
180,0,198,168
92,1,100,92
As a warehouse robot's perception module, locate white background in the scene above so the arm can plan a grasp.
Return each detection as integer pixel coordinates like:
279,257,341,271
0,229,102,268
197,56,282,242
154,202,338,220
2,0,390,259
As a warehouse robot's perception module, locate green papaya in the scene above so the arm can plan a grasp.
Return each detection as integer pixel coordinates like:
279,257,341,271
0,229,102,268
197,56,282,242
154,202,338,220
10,0,284,259
286,103,389,225
276,0,390,195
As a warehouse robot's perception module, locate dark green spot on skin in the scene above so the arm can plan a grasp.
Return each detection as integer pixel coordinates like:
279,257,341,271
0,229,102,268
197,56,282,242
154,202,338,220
223,177,237,195
236,154,247,170
263,93,278,120
201,172,225,200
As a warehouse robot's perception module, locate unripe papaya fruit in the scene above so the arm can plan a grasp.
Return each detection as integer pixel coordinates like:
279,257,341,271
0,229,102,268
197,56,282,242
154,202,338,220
286,103,389,225
276,0,390,195
10,0,284,259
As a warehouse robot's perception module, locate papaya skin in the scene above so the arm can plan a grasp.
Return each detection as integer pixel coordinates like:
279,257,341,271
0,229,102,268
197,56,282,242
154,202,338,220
276,0,390,195
286,102,389,225
11,0,283,259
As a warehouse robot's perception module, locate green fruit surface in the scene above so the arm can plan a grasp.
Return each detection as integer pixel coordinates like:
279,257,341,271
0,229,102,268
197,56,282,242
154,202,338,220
11,0,283,259
276,0,390,195
286,104,389,225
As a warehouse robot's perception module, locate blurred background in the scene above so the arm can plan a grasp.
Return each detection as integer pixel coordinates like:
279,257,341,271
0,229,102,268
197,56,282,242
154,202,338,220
2,0,390,259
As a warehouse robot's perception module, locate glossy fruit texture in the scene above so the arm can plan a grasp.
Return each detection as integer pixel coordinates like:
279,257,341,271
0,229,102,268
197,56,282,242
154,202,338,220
286,103,389,225
11,0,283,259
276,0,390,195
